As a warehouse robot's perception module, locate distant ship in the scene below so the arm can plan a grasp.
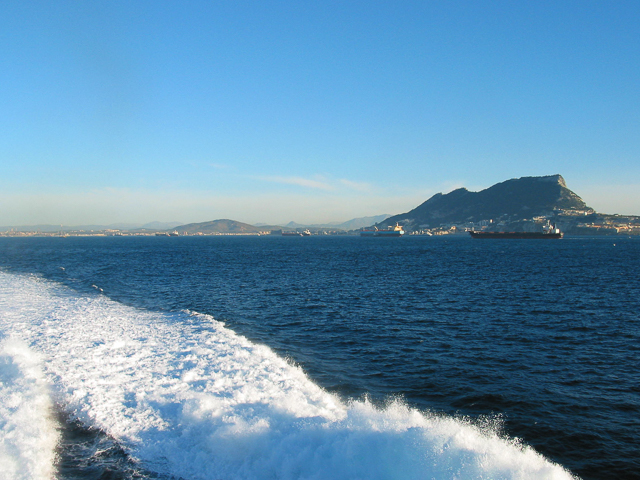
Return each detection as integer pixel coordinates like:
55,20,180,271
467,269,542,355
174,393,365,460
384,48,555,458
155,230,180,237
360,224,405,237
282,229,311,237
469,224,563,239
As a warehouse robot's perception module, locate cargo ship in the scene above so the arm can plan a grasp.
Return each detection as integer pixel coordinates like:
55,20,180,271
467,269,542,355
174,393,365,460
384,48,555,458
469,224,563,239
360,224,405,237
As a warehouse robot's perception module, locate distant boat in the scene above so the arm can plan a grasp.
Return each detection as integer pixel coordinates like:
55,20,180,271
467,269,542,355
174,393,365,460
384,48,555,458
469,224,563,239
360,224,405,237
280,229,311,236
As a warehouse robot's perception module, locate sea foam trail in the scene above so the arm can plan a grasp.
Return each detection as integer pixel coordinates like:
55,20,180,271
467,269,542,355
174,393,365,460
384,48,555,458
0,337,59,480
0,271,578,480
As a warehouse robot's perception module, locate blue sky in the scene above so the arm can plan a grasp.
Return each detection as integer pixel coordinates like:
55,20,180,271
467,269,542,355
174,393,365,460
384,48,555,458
2,1,639,226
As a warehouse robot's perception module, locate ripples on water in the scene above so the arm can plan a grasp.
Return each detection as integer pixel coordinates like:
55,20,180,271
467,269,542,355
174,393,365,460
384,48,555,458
0,235,638,479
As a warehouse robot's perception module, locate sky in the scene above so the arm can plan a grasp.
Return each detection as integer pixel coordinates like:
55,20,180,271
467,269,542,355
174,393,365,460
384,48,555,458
2,0,640,226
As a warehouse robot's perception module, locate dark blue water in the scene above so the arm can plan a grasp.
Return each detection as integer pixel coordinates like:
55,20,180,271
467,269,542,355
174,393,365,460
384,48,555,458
1,235,638,479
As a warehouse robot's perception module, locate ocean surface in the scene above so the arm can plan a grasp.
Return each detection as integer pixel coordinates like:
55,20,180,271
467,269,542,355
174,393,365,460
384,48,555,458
0,235,638,480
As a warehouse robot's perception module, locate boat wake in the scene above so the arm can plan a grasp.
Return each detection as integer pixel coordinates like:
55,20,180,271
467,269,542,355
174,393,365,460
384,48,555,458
0,337,59,479
0,271,577,479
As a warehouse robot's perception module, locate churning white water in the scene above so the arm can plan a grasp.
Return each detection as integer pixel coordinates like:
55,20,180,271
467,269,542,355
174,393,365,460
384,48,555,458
0,271,577,479
0,337,59,480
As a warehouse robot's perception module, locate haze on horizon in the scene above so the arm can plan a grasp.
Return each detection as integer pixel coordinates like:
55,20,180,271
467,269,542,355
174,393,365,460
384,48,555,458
2,1,639,227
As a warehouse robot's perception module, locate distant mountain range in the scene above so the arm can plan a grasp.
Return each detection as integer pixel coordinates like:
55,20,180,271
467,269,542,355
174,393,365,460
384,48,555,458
284,214,391,231
0,221,184,233
4,175,638,236
380,174,592,230
169,175,601,234
171,215,393,234
2,216,392,234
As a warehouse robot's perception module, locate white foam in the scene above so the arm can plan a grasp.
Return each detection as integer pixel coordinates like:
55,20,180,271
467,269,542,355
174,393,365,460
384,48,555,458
0,271,578,479
0,337,59,480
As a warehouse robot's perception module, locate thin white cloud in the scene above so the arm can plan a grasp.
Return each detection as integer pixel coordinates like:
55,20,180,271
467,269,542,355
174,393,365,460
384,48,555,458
256,175,334,191
255,174,378,193
339,178,373,192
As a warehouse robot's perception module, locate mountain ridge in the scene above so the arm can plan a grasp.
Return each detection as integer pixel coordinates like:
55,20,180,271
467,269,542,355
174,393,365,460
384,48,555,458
284,214,391,231
380,174,593,230
173,219,269,234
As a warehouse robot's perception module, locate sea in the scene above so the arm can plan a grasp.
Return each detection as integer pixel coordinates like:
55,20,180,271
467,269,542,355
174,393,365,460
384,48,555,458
0,234,638,480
